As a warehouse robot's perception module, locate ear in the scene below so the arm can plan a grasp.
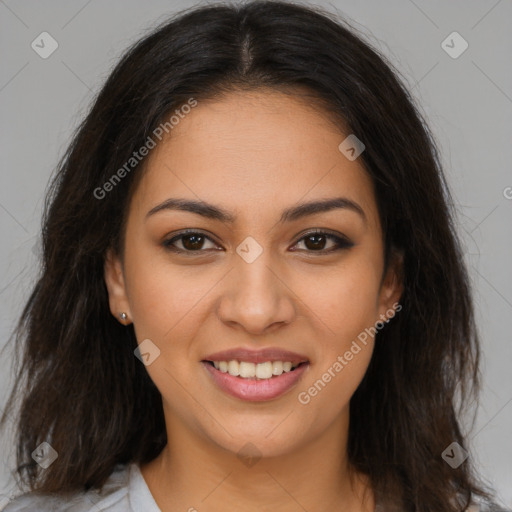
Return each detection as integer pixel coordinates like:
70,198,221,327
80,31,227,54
104,248,132,324
376,249,404,320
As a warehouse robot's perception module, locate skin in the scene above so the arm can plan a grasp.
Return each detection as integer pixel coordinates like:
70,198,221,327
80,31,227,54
104,88,403,512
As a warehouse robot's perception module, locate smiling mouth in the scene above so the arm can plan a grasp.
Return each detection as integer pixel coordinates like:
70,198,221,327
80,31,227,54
202,360,309,380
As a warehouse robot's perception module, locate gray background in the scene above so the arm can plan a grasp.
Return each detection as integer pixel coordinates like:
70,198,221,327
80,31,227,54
0,0,511,507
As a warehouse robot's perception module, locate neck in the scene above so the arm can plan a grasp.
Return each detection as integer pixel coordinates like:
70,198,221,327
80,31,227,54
140,407,375,512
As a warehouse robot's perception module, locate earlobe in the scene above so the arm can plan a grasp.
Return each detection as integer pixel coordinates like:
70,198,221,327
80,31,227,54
104,248,132,324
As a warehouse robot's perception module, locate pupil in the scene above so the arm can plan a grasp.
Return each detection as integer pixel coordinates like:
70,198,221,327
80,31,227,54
305,234,325,250
183,234,203,250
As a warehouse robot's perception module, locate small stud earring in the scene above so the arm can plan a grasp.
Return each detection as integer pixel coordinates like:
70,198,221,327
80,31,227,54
119,312,128,322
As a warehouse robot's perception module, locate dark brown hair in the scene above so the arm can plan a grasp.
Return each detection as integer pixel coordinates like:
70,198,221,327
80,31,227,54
0,1,504,510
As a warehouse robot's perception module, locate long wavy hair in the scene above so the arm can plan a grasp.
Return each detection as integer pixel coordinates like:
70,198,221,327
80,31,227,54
0,1,502,510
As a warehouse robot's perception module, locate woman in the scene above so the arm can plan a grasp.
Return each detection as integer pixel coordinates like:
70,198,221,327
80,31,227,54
0,1,508,511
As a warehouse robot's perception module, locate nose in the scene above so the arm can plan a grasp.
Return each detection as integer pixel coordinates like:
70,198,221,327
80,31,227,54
216,253,297,335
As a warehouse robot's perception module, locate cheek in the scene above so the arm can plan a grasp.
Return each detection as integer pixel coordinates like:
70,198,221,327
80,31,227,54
122,242,213,346
296,275,377,424
331,275,380,340
295,253,382,418
298,256,382,343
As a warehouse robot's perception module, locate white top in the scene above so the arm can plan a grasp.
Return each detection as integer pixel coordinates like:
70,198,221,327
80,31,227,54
1,463,161,512
1,462,509,512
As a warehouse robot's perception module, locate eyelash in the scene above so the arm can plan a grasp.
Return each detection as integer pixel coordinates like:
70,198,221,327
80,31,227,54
162,229,354,255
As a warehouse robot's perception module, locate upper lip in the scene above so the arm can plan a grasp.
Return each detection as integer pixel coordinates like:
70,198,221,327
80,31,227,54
203,348,309,365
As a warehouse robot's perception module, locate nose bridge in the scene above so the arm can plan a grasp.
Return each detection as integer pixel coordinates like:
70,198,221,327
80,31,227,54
217,243,296,333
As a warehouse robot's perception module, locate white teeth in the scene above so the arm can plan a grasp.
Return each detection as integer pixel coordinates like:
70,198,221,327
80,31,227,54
239,362,255,378
228,360,239,376
256,361,273,379
210,360,303,379
272,361,283,375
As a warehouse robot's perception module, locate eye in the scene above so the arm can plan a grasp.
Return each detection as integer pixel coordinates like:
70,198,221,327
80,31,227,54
291,230,354,253
163,230,220,254
163,229,354,255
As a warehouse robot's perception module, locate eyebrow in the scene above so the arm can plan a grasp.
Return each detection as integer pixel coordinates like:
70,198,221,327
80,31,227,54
145,196,366,224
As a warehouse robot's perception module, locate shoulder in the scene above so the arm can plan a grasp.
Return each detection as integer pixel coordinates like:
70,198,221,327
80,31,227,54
374,490,511,512
1,464,132,512
458,501,512,512
480,503,512,512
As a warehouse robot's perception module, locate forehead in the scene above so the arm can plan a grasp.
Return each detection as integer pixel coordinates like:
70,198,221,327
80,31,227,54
130,89,379,230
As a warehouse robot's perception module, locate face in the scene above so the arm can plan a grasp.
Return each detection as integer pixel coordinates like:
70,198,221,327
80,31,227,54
104,88,402,459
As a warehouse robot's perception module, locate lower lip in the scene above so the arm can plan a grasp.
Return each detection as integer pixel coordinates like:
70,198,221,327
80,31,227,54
202,361,309,402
